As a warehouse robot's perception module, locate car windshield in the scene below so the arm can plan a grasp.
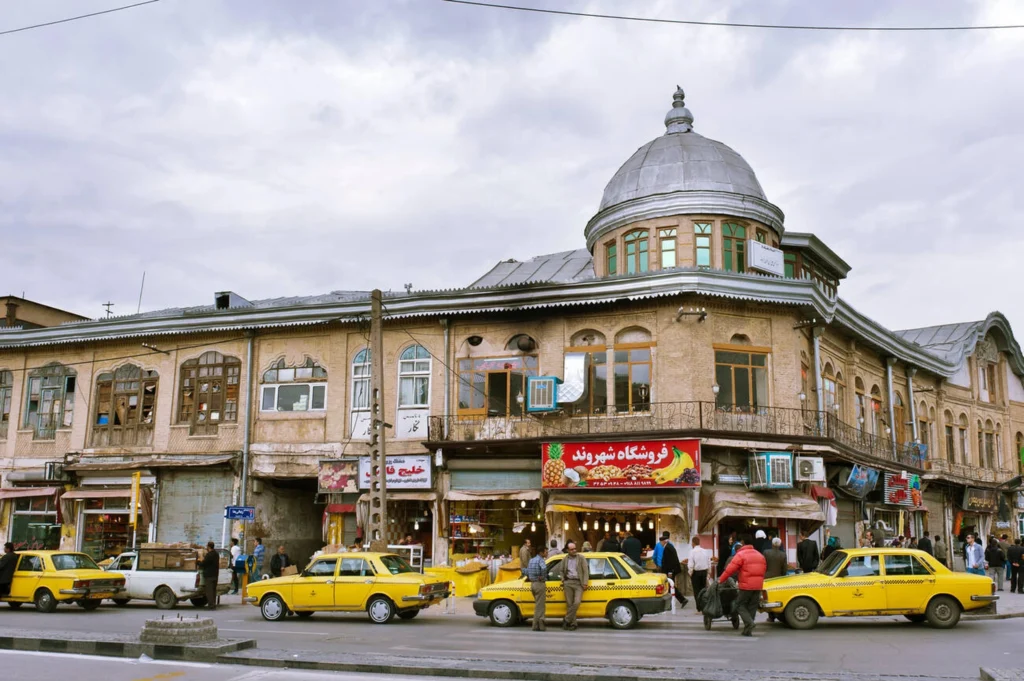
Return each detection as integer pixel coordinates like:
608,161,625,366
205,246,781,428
51,553,100,571
618,554,645,574
379,555,415,575
817,551,848,576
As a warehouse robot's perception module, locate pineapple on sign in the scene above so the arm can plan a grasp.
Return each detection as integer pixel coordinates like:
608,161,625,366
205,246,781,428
543,442,566,488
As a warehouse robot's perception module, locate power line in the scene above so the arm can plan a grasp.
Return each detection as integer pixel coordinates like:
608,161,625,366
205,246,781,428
441,0,1024,32
0,0,163,38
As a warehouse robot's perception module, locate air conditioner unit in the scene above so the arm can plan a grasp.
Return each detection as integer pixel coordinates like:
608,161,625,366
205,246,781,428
748,452,793,490
44,462,66,481
794,456,825,482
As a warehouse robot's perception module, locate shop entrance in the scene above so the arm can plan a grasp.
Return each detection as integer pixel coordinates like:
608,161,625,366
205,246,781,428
716,519,781,561
448,498,544,562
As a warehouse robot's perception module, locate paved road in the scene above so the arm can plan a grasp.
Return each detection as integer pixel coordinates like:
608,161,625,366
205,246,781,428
2,600,1022,679
0,649,490,681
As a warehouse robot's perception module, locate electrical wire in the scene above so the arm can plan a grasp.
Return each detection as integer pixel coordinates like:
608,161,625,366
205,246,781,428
441,0,1024,32
0,0,164,37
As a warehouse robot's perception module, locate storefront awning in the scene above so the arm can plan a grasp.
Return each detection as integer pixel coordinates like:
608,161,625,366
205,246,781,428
65,454,236,471
544,491,688,519
699,487,825,533
60,487,153,529
0,486,62,501
446,490,541,502
357,492,437,503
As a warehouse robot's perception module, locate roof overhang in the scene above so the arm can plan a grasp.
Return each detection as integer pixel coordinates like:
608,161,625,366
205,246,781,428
780,232,852,279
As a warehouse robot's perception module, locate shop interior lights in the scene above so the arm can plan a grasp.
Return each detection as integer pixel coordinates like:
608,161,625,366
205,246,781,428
521,500,526,508
648,517,654,530
414,520,419,530
563,519,569,531
531,522,536,532
582,518,589,531
625,520,631,532
614,521,620,533
604,521,610,532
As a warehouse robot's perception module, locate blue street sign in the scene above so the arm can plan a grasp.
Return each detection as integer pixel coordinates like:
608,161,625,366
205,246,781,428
224,505,256,521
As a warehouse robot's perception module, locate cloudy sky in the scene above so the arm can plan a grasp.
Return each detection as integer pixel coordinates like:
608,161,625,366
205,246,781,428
2,0,1023,332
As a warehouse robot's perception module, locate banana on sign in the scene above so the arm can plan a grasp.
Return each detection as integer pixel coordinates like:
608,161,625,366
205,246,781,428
541,440,701,489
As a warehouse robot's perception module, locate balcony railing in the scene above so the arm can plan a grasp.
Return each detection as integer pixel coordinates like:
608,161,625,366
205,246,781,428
924,459,1016,484
429,401,924,469
90,424,155,448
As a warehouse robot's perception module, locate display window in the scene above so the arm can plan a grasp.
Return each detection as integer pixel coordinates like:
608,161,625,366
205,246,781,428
448,500,544,560
81,496,131,561
10,496,60,550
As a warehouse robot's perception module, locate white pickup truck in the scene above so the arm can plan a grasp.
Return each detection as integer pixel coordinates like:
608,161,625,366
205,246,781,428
105,548,232,609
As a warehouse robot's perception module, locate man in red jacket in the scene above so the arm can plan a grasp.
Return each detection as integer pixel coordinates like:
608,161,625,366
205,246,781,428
718,533,767,637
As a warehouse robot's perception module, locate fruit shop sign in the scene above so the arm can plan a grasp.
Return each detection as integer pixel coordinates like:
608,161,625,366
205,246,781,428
542,440,701,489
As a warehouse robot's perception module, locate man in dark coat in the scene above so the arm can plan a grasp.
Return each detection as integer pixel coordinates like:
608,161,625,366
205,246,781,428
764,537,788,579
796,531,819,574
270,545,291,577
1008,538,1024,594
917,534,933,557
659,532,688,607
201,542,221,610
621,531,643,565
0,542,17,597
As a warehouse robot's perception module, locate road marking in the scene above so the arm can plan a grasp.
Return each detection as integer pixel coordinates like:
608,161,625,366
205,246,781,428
219,628,332,636
0,650,212,668
390,646,724,665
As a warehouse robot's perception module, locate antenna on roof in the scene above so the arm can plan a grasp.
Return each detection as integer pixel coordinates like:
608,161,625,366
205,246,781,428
103,302,115,318
136,271,146,314
404,283,413,294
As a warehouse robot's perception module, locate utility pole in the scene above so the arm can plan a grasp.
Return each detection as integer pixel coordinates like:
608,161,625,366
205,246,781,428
367,290,389,551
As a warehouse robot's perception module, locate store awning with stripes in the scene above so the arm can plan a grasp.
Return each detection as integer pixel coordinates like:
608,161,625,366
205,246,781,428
0,486,61,501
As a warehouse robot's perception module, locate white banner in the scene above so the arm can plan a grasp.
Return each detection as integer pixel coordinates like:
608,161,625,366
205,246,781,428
747,239,785,276
358,455,432,490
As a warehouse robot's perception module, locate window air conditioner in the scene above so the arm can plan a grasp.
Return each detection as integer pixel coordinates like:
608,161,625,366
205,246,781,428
748,452,793,490
44,462,65,481
794,456,826,482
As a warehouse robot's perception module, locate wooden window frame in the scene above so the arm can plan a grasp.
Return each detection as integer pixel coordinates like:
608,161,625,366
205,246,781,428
566,347,608,416
623,229,649,274
694,222,712,269
398,345,431,409
179,351,241,434
658,228,677,269
456,355,538,418
24,363,76,440
722,223,746,272
605,241,617,276
714,349,769,413
261,357,329,414
0,369,12,439
92,364,158,446
612,343,651,414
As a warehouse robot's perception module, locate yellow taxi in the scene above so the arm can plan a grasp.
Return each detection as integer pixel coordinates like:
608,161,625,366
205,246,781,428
1,550,125,612
244,552,450,624
760,547,997,630
473,552,670,630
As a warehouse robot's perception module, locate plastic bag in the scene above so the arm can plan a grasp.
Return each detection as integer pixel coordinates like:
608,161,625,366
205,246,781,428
698,580,723,619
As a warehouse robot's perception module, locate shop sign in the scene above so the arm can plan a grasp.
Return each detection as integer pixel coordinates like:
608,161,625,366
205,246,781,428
839,464,879,498
541,439,701,489
883,472,922,507
318,460,359,493
358,455,432,490
747,240,785,276
963,487,998,513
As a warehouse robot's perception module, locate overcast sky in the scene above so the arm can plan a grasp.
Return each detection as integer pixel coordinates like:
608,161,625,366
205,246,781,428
2,0,1022,333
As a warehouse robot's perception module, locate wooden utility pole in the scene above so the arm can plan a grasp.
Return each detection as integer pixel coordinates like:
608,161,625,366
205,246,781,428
367,290,389,551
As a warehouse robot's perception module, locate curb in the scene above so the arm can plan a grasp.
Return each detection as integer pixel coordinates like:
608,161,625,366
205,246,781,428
0,634,255,663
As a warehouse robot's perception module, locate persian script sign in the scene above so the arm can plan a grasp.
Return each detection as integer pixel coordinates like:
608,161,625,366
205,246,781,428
541,439,701,489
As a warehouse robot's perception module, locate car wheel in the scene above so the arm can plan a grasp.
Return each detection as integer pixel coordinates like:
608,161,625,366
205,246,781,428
154,586,178,610
112,598,131,607
34,589,58,613
78,599,102,611
260,594,286,622
784,597,819,630
367,596,395,624
904,614,927,624
8,602,23,610
295,611,314,618
487,600,519,627
190,597,208,608
397,609,420,620
607,601,638,630
925,596,961,629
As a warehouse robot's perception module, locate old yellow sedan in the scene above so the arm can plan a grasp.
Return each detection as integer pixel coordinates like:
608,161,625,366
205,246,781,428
1,551,125,612
760,547,997,630
473,552,670,630
244,552,450,624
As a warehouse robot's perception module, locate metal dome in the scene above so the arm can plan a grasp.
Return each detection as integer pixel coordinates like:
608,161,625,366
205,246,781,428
585,87,784,251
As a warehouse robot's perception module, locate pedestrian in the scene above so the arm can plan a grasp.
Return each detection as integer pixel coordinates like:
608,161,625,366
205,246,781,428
717,534,767,637
688,537,711,612
796,531,819,574
821,536,841,561
253,537,266,578
549,538,560,555
658,532,688,608
765,537,787,579
519,539,533,576
933,534,948,568
753,529,770,555
0,542,16,598
400,534,415,546
596,532,610,552
1000,534,1012,583
986,537,1005,591
917,534,933,557
201,541,220,610
560,542,589,631
581,541,593,552
622,530,643,565
965,534,985,576
652,533,665,569
908,537,918,550
603,532,621,554
525,546,549,631
270,545,291,577
1008,538,1024,593
229,538,242,594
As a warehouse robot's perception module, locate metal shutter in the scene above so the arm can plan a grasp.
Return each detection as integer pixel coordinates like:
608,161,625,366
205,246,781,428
156,469,234,545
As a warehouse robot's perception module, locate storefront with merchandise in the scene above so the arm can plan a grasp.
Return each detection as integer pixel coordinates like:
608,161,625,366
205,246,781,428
866,472,927,543
352,454,436,565
541,439,702,555
956,487,999,545
0,486,63,550
60,480,153,561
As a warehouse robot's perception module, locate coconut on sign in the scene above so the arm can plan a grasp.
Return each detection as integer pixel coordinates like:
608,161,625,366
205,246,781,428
541,440,701,489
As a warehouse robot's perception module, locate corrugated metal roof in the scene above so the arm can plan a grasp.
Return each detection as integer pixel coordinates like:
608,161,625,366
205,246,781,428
894,321,985,364
469,249,595,288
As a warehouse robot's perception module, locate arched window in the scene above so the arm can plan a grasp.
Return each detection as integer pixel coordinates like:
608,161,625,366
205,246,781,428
958,414,970,465
823,363,837,413
25,362,76,440
623,229,649,274
694,222,712,269
984,419,996,469
179,351,241,434
261,357,327,413
855,377,867,431
605,240,617,275
351,349,371,413
398,345,431,408
893,393,907,445
1016,432,1024,474
995,423,1003,470
722,223,746,272
918,400,929,447
93,364,158,447
568,330,608,416
659,228,677,268
944,411,955,463
870,385,884,437
0,370,12,439
615,327,652,413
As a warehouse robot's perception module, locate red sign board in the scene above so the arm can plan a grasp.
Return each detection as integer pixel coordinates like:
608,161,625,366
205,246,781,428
541,440,701,489
882,472,922,507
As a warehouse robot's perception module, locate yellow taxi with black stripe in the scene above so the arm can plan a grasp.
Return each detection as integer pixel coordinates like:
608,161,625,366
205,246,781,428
760,547,997,630
473,552,670,629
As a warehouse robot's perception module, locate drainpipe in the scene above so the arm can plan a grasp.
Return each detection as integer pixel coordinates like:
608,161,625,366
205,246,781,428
886,358,898,455
907,367,918,443
441,319,450,438
241,331,255,507
812,328,825,433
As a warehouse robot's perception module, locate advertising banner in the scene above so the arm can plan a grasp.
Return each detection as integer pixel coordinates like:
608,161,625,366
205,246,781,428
840,464,879,498
883,472,922,507
962,487,998,513
358,455,432,490
318,460,359,494
541,439,701,489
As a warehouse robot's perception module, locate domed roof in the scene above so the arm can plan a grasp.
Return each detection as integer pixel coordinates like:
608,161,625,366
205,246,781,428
585,88,784,250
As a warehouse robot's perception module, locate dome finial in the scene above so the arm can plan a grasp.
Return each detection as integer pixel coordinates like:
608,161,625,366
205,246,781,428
665,85,693,134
